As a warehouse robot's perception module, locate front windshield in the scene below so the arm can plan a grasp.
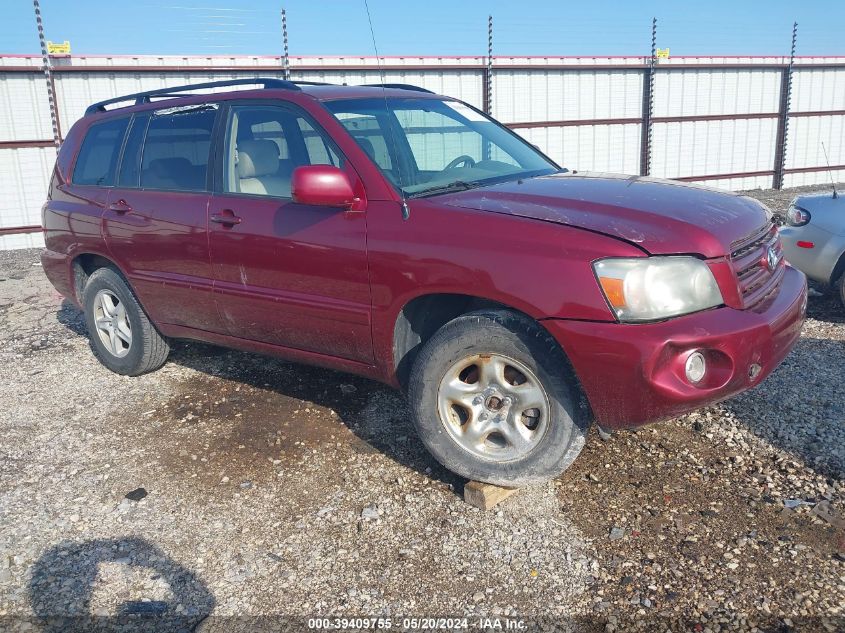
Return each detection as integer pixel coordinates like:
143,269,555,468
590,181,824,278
324,97,559,197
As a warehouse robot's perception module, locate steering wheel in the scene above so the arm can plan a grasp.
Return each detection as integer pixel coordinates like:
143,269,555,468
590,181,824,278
443,155,476,170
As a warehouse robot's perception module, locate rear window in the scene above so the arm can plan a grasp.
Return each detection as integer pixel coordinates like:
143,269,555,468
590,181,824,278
72,117,130,186
140,106,217,192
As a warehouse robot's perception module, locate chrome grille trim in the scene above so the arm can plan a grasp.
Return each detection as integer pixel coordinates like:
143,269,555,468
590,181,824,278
729,221,784,310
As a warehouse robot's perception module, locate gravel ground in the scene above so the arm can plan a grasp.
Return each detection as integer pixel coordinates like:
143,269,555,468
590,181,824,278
0,185,843,632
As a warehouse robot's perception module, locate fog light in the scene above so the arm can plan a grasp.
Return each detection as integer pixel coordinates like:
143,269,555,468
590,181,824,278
685,351,706,384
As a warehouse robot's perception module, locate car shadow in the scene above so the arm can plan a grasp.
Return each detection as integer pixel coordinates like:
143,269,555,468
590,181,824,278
54,300,465,493
806,286,844,324
57,298,87,336
28,536,215,632
165,340,466,492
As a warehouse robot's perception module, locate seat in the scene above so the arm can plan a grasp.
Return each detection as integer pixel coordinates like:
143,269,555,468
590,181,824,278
144,157,201,190
237,139,291,197
354,136,378,162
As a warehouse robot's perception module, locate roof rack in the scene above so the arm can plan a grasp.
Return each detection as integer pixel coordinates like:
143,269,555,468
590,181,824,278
290,80,333,86
363,83,434,93
84,77,300,115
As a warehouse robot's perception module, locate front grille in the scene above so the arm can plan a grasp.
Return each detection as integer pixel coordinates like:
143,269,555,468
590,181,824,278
730,222,785,310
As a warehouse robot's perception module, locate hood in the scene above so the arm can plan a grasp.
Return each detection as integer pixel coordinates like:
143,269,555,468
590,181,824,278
438,172,771,257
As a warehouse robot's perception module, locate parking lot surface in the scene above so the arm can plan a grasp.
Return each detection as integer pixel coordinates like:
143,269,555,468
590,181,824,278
0,187,843,632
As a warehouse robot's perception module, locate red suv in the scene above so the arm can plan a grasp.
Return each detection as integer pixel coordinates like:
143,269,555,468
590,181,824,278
41,78,807,486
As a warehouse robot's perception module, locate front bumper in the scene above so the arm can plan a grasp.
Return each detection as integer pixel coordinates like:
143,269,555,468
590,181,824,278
545,265,807,429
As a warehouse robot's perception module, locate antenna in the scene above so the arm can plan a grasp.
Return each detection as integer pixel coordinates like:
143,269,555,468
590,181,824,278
362,0,411,220
821,142,838,199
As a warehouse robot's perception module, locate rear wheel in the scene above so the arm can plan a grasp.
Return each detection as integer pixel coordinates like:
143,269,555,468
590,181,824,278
82,268,170,376
407,309,588,487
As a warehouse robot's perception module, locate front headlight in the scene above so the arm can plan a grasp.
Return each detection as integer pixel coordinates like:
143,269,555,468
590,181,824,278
593,256,723,322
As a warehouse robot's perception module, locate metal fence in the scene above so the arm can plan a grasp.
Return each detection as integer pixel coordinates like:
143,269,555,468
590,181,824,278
1,53,844,249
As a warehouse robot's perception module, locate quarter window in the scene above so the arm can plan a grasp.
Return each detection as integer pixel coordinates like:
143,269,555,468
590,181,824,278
140,106,216,192
72,117,130,186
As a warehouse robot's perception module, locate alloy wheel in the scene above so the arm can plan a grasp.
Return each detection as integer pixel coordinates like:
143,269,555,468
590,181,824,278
93,289,132,358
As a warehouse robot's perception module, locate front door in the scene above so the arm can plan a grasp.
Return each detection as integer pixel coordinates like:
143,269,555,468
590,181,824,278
208,102,373,363
103,105,221,332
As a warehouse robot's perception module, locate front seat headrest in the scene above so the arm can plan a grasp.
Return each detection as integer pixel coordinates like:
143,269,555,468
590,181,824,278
237,140,280,179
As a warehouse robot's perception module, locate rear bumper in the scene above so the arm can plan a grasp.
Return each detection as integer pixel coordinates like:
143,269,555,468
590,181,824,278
779,224,841,285
40,248,76,304
545,265,807,429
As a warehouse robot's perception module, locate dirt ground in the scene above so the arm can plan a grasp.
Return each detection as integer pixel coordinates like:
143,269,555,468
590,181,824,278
0,185,843,632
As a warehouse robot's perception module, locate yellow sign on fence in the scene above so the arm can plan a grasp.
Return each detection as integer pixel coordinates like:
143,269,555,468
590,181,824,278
656,48,670,60
47,41,71,56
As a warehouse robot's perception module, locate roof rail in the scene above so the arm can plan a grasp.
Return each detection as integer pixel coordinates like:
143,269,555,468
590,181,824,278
363,83,434,93
291,80,333,86
84,77,300,115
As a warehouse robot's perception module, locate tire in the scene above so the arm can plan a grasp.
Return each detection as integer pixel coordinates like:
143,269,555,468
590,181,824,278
82,267,170,376
838,272,845,309
407,309,588,487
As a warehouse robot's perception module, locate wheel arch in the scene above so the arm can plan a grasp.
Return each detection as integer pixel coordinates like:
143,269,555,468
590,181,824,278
391,293,591,420
392,293,505,389
830,247,845,287
70,252,126,305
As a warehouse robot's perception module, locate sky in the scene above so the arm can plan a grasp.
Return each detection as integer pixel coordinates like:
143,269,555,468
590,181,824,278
1,0,843,58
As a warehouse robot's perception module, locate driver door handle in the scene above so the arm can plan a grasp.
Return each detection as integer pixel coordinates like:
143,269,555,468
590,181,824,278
107,200,132,214
210,210,242,227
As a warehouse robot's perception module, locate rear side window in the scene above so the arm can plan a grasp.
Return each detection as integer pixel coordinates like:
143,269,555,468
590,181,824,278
117,114,150,188
140,106,217,192
72,117,129,186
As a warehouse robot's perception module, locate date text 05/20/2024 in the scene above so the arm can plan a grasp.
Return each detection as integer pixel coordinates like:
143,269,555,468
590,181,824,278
307,617,528,630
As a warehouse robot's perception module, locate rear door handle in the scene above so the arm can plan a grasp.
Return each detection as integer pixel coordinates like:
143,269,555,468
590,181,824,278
210,211,242,227
107,200,132,214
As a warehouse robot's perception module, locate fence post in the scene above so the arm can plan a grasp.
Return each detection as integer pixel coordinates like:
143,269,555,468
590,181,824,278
639,17,657,177
482,15,493,116
32,0,61,146
773,22,797,190
281,8,291,81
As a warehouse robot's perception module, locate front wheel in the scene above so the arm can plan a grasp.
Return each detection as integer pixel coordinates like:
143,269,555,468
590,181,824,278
407,310,588,487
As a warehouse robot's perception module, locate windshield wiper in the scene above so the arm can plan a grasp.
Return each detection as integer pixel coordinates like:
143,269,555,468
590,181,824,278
408,180,480,198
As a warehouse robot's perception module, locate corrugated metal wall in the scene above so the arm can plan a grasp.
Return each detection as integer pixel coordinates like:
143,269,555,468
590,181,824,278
1,54,844,249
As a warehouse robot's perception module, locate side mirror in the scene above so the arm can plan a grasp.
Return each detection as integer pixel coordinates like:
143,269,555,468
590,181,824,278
291,165,357,208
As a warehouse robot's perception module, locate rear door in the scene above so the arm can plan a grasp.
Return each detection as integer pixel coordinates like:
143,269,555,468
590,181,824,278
63,115,130,260
208,101,373,363
103,104,222,332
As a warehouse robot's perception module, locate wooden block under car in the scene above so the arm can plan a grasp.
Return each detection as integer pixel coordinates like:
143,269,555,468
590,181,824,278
463,481,519,510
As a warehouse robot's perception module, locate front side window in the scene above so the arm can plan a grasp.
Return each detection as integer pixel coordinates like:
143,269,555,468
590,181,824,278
325,97,558,197
140,106,216,192
223,105,342,199
72,117,130,186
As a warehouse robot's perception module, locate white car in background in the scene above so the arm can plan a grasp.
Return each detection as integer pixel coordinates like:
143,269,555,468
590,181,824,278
779,190,845,307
